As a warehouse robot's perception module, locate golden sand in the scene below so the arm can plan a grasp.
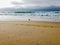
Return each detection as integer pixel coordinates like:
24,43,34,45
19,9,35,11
0,21,60,45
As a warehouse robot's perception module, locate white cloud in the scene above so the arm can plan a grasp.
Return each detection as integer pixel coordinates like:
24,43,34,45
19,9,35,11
23,0,60,7
0,0,60,8
11,0,60,8
0,0,23,8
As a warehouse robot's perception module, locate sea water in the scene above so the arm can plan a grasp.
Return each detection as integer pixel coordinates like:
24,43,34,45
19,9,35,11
0,11,60,22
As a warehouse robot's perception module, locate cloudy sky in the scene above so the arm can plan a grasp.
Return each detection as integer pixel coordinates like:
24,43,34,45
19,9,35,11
0,0,60,8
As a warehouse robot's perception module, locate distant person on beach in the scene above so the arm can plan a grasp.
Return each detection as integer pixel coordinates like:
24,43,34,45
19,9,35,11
28,19,30,21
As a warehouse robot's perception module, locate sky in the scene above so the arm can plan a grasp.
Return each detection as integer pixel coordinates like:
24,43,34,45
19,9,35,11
0,0,60,8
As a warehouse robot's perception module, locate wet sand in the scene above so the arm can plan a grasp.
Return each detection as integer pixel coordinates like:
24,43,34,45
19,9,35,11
0,21,60,45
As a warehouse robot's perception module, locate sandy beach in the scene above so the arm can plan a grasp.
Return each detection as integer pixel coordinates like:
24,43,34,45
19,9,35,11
0,21,60,45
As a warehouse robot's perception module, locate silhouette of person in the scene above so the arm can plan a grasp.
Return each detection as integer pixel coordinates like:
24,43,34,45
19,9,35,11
28,19,30,21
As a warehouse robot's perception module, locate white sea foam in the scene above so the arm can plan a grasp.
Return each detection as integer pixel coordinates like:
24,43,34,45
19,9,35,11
0,11,60,22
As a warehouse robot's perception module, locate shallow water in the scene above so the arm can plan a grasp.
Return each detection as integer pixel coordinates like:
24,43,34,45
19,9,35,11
0,11,60,22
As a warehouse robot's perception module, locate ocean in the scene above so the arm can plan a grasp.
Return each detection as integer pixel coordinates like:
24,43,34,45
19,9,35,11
0,11,60,22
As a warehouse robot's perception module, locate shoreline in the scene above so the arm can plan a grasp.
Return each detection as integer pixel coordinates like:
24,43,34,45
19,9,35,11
0,15,60,22
0,21,60,23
